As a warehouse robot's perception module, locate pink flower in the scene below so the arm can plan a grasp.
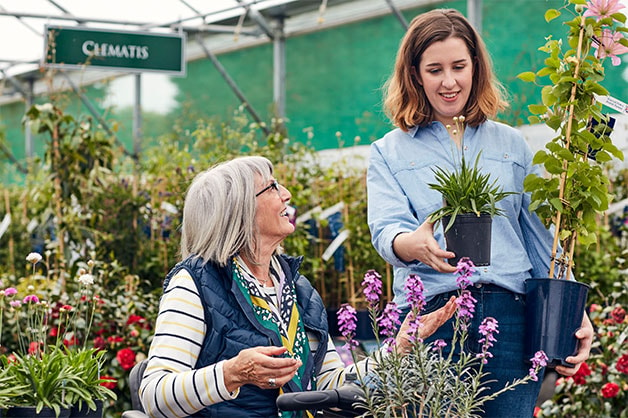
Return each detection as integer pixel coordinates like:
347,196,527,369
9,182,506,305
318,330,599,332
2,287,17,297
594,29,628,66
584,0,625,20
22,294,39,304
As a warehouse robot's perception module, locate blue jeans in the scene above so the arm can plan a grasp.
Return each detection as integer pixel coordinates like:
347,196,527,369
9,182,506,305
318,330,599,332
415,284,544,418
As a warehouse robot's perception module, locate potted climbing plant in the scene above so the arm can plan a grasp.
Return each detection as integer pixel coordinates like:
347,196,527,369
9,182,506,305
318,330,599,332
517,0,627,367
428,116,514,266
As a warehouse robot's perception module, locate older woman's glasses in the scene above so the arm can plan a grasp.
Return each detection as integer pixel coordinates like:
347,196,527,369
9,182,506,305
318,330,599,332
255,180,280,197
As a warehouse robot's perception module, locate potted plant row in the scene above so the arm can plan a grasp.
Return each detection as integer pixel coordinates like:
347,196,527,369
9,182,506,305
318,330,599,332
518,0,627,366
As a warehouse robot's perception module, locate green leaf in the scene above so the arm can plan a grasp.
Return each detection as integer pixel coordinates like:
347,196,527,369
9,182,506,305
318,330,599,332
549,198,564,211
528,104,548,115
611,12,626,24
544,9,561,22
517,71,537,82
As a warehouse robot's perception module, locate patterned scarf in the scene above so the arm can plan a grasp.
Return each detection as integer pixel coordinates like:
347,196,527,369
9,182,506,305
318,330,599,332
232,256,315,418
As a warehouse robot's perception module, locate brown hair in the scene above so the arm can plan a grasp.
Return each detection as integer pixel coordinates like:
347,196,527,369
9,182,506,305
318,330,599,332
383,8,507,131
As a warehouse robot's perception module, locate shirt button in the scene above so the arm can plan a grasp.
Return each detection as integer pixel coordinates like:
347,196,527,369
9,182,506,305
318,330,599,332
504,153,509,159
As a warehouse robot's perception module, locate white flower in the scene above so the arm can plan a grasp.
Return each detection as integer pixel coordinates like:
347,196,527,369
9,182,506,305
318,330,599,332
78,274,94,286
26,252,42,264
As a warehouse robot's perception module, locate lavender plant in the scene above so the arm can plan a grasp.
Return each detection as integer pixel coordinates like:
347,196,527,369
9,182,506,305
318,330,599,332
338,259,549,418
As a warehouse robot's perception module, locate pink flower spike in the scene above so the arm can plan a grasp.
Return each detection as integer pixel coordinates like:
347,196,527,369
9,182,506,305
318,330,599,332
595,29,628,66
584,0,625,20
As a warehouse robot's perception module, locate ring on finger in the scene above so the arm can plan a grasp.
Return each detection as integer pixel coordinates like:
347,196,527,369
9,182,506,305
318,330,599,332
268,377,276,388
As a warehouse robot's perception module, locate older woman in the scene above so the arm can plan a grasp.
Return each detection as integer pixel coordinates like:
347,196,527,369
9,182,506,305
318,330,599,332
139,156,455,417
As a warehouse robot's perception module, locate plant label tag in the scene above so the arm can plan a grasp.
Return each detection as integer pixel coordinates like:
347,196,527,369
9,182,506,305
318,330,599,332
593,94,628,115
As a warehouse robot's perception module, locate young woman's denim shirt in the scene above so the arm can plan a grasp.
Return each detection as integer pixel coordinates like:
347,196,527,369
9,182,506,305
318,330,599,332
367,120,556,308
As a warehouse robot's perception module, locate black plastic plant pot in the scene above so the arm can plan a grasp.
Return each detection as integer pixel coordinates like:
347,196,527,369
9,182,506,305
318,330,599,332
70,400,104,418
524,278,589,368
442,213,492,267
6,407,71,417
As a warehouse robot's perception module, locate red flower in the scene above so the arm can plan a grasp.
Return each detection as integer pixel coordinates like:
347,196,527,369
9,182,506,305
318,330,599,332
601,382,620,398
611,306,626,324
116,347,136,371
126,314,146,326
571,362,591,385
100,376,117,390
28,341,42,355
93,336,106,350
107,336,124,344
63,335,79,347
616,354,628,374
49,327,59,338
60,304,73,312
533,407,541,417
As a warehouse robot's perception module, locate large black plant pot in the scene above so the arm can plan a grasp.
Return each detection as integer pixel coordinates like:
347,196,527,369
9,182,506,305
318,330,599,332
6,407,71,417
443,213,492,267
70,400,104,418
524,278,589,368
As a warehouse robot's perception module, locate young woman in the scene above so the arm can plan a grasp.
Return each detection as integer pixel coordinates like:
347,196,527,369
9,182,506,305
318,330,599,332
366,9,593,417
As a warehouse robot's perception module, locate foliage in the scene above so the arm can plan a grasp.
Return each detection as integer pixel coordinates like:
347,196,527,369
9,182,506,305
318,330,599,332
340,261,547,417
0,255,117,417
428,116,514,232
0,101,390,415
518,0,627,280
536,281,628,418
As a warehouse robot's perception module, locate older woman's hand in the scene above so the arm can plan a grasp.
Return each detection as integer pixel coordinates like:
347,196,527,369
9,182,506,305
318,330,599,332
396,296,457,354
555,313,594,377
223,346,302,393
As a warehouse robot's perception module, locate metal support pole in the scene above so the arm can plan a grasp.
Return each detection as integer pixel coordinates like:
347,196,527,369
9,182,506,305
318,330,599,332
195,35,270,136
467,0,482,33
25,78,34,158
384,0,408,30
273,17,286,120
59,71,133,158
133,74,142,158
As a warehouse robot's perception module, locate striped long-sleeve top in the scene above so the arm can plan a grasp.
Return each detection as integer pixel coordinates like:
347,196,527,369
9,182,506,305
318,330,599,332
139,269,372,418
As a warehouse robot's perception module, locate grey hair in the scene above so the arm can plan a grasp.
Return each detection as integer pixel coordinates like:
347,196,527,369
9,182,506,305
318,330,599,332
180,156,273,266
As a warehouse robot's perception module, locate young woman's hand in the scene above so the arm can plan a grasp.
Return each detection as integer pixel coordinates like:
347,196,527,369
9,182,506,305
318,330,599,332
393,220,457,273
396,296,457,354
555,313,594,377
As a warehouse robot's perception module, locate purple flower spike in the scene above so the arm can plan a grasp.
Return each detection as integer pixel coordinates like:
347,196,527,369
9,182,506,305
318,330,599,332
405,274,426,312
528,350,549,381
432,339,447,352
455,290,477,326
378,302,401,351
337,303,359,350
455,257,475,289
362,270,383,308
477,317,499,364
